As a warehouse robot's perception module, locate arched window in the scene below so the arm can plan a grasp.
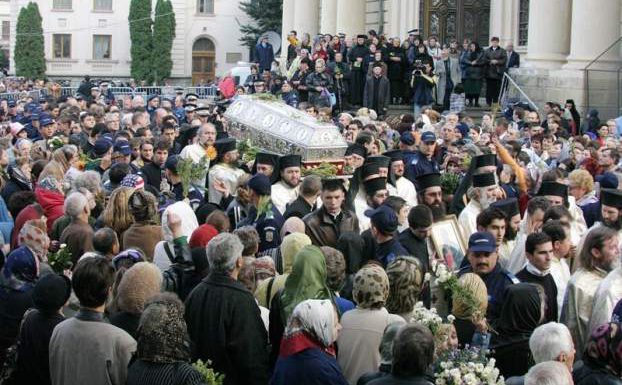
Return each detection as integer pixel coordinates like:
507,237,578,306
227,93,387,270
518,0,529,46
193,38,215,52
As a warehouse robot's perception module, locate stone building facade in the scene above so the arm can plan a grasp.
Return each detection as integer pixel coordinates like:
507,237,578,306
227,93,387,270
282,0,622,117
8,0,251,84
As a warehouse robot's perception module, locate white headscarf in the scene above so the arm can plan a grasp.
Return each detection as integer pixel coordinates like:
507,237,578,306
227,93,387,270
286,299,337,347
161,201,199,241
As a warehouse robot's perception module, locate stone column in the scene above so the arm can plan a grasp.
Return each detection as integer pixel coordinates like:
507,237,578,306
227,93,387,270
293,0,320,40
564,0,621,69
387,0,419,39
525,0,571,69
320,0,338,34
336,0,366,39
281,0,295,60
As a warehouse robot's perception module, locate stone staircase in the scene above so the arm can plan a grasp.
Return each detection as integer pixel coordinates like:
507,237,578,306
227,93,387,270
386,103,494,122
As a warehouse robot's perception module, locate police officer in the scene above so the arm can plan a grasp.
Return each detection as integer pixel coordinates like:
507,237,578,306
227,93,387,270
458,231,519,325
406,131,440,187
239,173,284,253
366,204,408,267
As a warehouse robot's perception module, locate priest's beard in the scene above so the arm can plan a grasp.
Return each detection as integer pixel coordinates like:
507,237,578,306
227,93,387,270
428,202,447,221
479,194,497,210
505,225,518,241
603,215,622,231
603,257,621,273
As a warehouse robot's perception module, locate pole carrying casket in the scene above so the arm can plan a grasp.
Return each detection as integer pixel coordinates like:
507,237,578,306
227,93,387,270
223,95,348,173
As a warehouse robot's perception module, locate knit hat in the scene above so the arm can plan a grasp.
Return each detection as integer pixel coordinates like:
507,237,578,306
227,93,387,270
93,138,112,156
32,273,71,313
189,224,219,249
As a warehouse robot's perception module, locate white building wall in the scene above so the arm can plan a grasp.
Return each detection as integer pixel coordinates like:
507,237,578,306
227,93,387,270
7,0,250,82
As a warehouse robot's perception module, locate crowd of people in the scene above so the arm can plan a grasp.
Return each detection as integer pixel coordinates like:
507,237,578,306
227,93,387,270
0,26,619,385
243,30,521,120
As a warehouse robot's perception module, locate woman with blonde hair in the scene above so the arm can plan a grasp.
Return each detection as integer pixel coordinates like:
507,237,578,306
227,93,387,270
452,272,490,348
101,186,135,242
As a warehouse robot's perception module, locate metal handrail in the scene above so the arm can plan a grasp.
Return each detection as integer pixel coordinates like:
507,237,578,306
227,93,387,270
585,36,622,71
499,72,539,112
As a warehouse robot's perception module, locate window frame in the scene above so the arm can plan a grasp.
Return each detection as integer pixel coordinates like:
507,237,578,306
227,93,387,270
92,34,112,60
52,0,72,11
518,0,529,47
1,21,9,41
93,0,113,11
196,0,214,14
52,33,72,59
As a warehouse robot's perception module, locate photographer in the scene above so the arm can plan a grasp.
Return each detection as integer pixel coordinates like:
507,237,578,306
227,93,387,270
410,60,436,118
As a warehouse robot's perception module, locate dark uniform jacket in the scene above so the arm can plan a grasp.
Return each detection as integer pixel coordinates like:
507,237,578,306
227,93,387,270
458,263,518,325
238,203,284,253
303,207,359,248
184,272,269,385
405,151,440,186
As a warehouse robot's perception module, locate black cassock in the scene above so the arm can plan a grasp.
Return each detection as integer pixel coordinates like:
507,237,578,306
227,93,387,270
348,44,369,106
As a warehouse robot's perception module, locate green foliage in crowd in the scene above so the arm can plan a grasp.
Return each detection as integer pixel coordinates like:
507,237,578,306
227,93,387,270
152,0,176,84
238,0,283,53
14,2,46,79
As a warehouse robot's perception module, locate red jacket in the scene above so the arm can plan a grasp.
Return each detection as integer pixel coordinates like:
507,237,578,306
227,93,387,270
35,187,65,235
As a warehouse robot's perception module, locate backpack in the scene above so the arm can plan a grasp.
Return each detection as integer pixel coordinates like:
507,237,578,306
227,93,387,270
161,242,194,300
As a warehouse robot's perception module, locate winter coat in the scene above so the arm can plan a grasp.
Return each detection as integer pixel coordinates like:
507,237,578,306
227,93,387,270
462,51,486,80
483,47,507,79
434,57,462,102
270,347,348,385
573,361,622,385
386,46,406,81
303,207,360,248
363,75,391,114
184,272,269,385
255,43,275,72
122,223,164,262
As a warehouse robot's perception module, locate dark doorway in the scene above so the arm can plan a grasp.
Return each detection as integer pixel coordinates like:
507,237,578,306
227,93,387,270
421,0,490,46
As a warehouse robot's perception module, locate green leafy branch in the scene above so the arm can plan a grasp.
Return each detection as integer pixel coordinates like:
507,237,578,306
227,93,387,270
193,359,225,385
47,244,73,273
176,156,208,199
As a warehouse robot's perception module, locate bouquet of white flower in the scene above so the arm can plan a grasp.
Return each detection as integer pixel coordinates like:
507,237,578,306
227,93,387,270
410,301,444,336
434,347,505,385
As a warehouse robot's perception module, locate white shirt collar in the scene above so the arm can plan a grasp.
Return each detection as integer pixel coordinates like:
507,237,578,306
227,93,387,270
526,262,550,277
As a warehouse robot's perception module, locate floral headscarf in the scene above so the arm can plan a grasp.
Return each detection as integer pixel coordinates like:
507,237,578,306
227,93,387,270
0,245,39,292
585,322,622,377
136,293,192,364
285,299,337,347
37,176,63,194
353,263,390,310
385,257,424,315
18,220,50,263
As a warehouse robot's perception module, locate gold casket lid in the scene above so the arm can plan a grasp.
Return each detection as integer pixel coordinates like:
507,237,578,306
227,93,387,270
223,95,348,162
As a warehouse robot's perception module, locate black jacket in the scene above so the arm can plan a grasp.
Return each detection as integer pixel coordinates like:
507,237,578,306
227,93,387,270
573,362,622,385
283,195,315,220
139,162,164,192
367,374,434,385
184,272,269,385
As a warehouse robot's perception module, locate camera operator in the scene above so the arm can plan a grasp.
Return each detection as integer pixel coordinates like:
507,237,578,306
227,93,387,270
410,60,436,118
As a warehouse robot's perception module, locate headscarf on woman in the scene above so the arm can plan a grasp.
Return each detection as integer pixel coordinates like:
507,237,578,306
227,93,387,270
584,322,622,377
255,233,311,308
0,246,39,292
284,299,338,349
385,257,424,318
452,273,488,321
136,293,191,364
153,201,199,271
18,219,50,263
280,245,333,323
353,263,390,310
493,283,541,345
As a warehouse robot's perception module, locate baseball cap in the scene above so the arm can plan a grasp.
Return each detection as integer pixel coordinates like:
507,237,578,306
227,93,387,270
365,204,398,234
421,131,436,143
247,173,272,196
113,141,131,156
39,115,55,127
165,155,179,171
10,122,25,136
93,138,113,156
468,231,497,253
